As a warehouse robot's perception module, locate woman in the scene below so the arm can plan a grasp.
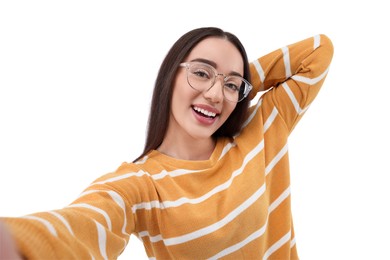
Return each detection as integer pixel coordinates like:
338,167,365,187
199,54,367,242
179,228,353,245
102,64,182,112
0,27,333,259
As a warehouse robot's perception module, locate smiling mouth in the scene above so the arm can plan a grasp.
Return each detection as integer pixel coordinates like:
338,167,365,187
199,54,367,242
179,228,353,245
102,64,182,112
192,106,218,118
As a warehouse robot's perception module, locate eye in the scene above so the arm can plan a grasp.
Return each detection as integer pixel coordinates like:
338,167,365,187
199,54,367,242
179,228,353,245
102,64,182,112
224,82,239,92
224,77,242,92
191,68,211,79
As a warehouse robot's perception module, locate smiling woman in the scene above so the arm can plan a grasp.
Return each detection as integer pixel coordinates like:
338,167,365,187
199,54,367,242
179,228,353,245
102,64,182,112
0,27,333,259
157,36,247,160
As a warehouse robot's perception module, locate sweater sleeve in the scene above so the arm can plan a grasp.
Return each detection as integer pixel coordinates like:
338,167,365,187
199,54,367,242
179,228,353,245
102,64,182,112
1,164,139,259
249,34,334,132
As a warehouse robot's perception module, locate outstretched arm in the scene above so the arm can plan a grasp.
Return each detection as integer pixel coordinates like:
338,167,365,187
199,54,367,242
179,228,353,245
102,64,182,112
0,163,142,259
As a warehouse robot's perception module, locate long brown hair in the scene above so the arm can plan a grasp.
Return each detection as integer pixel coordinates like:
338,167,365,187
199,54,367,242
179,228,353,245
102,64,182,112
134,27,251,162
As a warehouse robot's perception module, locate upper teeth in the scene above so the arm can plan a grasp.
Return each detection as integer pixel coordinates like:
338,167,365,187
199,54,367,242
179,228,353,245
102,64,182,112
193,106,217,117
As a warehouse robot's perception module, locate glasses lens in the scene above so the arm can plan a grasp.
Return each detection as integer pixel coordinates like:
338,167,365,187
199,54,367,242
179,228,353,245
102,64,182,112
187,63,214,92
186,62,249,103
223,76,247,102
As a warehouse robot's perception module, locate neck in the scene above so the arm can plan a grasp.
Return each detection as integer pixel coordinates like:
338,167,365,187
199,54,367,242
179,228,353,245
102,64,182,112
157,135,216,161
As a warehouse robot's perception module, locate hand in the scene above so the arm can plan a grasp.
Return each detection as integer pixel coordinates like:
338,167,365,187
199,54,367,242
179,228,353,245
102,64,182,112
0,221,23,260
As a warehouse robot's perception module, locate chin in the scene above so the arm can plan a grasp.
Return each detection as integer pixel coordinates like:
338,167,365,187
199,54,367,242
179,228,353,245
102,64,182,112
188,130,216,141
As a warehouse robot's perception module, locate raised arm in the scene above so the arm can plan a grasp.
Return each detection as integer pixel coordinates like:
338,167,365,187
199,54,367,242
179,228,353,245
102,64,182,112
249,34,334,132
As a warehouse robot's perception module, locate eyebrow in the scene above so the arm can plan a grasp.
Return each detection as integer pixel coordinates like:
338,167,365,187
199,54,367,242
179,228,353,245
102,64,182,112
190,58,243,77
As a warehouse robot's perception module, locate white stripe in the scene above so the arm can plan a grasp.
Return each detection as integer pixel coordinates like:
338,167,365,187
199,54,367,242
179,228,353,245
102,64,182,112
291,67,329,85
281,82,308,115
92,168,201,186
132,200,163,212
138,231,163,243
313,34,321,49
265,143,288,176
290,236,296,248
67,203,112,231
79,189,129,234
263,107,278,133
252,59,265,83
134,155,148,164
208,217,269,260
152,169,201,180
164,183,267,246
140,183,267,246
268,187,290,213
241,99,263,129
107,190,129,236
269,186,291,212
22,216,57,237
93,171,147,185
218,141,236,160
281,46,292,78
94,220,108,260
240,98,276,135
47,211,74,236
263,231,291,260
208,187,291,259
133,140,264,213
80,190,99,196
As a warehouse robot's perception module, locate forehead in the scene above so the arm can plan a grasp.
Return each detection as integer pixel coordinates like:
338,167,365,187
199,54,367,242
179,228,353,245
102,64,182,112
186,37,244,74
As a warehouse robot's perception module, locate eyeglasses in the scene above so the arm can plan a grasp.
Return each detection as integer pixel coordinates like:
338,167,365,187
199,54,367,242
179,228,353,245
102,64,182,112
179,61,252,103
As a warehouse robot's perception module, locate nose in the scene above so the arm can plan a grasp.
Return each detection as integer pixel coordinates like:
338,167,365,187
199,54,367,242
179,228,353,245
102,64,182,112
203,76,224,103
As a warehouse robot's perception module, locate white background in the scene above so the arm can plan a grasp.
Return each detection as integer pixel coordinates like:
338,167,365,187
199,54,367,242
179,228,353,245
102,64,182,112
1,1,389,259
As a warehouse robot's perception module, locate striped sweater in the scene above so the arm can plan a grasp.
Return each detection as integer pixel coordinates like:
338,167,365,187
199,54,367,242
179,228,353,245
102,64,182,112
3,34,334,259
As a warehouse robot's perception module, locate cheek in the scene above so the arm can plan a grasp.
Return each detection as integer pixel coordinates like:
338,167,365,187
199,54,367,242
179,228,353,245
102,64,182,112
172,78,201,107
172,85,193,108
171,81,198,117
172,74,193,101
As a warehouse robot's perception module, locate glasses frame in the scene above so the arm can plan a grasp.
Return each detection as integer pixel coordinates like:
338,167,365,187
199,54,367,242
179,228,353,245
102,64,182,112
179,61,252,103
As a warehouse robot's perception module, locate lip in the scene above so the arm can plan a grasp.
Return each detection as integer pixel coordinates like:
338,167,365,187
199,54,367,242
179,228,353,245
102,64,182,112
191,104,220,126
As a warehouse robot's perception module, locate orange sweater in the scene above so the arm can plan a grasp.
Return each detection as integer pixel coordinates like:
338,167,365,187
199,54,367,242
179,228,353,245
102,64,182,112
3,34,333,259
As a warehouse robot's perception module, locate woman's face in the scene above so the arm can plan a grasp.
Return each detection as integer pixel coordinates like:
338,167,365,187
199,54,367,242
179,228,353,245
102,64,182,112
168,37,244,142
